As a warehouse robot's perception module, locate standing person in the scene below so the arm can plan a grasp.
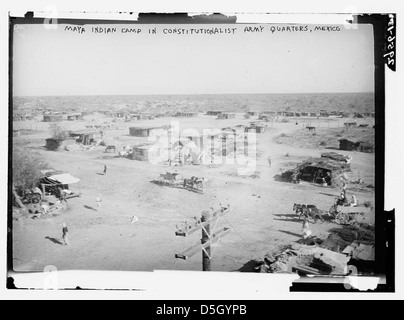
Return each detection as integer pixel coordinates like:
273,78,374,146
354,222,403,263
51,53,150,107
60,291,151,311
103,164,107,175
62,191,67,204
267,156,271,168
339,188,348,206
96,193,102,209
58,187,67,203
62,223,69,245
302,218,312,239
58,187,63,201
340,169,349,184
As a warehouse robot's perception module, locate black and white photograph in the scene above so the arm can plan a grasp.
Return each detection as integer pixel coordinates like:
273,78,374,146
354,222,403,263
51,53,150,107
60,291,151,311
3,4,402,300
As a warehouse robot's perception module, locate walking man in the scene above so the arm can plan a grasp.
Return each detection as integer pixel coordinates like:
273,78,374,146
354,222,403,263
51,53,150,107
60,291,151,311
58,187,67,203
267,156,271,168
62,223,69,245
62,191,67,204
103,164,107,175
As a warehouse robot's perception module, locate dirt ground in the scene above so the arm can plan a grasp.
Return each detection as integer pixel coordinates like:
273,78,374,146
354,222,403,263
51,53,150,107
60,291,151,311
12,114,375,272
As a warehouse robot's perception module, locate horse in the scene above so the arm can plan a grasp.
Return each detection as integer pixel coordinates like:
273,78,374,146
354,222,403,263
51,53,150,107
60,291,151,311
307,207,324,223
293,203,304,214
293,203,322,222
104,145,116,153
293,203,317,214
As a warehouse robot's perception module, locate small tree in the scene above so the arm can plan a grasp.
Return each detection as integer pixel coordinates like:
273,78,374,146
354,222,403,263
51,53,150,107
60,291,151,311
49,123,68,141
12,145,49,208
244,113,251,119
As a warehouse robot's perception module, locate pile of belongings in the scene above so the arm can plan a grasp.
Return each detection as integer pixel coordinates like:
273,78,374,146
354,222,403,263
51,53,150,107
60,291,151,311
327,225,374,245
23,199,67,219
260,223,374,275
298,235,324,246
320,224,375,262
342,242,375,261
259,244,351,275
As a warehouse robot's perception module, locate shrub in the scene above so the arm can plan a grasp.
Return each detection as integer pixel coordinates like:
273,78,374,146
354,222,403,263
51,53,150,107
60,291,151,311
49,123,68,141
12,146,49,189
319,141,327,146
363,201,372,207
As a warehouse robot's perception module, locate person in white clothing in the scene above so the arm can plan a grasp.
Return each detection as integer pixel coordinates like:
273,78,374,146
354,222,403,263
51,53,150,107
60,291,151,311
350,195,358,207
302,218,312,239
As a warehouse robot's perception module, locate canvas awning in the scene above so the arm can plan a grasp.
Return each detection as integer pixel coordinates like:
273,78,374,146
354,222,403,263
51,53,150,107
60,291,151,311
48,173,80,184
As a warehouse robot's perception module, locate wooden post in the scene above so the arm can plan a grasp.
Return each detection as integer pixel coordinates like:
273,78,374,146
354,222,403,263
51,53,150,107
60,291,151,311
201,211,211,271
175,206,231,268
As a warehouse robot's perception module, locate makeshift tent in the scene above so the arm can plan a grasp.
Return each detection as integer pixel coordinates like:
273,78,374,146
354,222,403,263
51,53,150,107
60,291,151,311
129,126,168,137
43,114,63,122
69,130,102,145
358,142,374,153
67,113,84,121
282,158,346,186
339,139,360,151
49,174,80,184
206,111,222,116
217,113,236,119
40,173,81,198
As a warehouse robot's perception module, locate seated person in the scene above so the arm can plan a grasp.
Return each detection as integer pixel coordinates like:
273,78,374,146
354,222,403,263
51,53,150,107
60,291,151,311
350,195,358,207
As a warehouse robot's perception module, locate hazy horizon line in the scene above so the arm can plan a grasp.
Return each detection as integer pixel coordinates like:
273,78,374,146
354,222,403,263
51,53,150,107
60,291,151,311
13,91,374,99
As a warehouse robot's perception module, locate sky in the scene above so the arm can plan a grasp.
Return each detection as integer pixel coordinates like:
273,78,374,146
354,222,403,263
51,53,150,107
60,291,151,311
12,22,375,96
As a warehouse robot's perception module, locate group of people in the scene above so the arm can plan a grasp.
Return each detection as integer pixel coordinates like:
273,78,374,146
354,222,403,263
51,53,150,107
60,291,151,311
337,169,358,206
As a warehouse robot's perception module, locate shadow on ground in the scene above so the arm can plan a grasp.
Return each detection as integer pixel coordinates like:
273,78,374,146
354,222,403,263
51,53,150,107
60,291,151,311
318,192,338,198
45,236,63,245
92,155,121,160
83,205,98,211
273,213,303,224
278,230,302,238
236,259,262,272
